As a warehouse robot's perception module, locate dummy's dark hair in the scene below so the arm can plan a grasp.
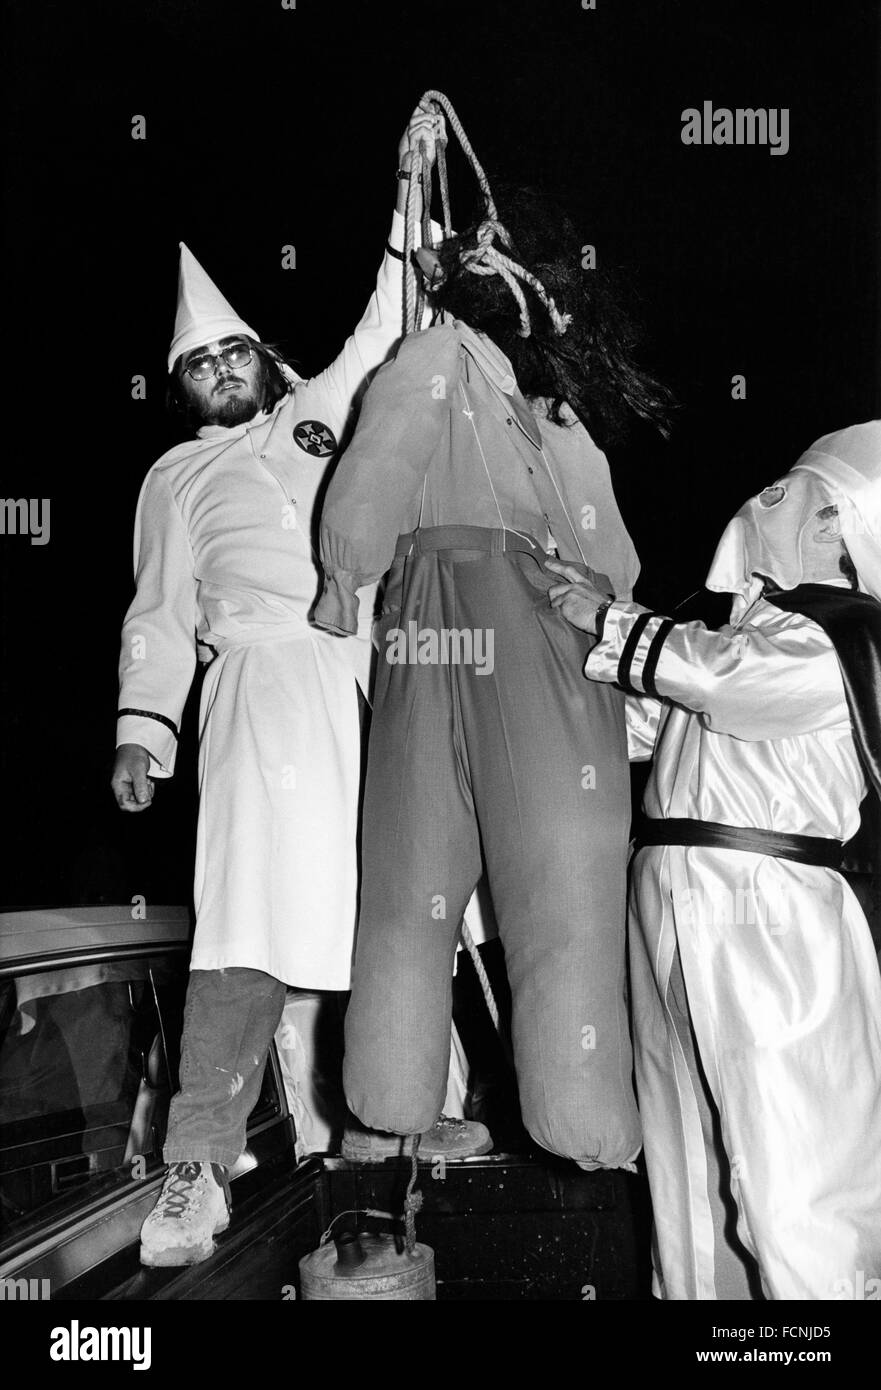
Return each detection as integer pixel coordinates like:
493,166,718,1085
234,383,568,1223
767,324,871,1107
428,186,674,450
166,339,293,429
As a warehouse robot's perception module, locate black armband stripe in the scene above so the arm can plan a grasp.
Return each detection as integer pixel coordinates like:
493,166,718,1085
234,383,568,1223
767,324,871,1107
386,242,405,262
616,613,654,693
117,709,179,740
641,619,675,698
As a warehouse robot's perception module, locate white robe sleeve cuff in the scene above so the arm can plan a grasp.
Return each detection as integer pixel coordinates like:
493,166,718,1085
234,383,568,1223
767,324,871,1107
116,712,178,778
584,601,674,697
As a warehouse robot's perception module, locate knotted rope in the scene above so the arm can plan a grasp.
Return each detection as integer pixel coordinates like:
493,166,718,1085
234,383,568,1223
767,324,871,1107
403,1132,423,1254
318,1135,424,1259
402,89,572,340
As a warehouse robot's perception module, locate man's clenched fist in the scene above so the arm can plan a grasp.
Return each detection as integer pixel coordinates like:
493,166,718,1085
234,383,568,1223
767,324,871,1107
111,743,155,812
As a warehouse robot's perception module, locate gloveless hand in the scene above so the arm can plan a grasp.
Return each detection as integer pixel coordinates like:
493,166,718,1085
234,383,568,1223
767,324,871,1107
398,99,447,170
546,560,607,634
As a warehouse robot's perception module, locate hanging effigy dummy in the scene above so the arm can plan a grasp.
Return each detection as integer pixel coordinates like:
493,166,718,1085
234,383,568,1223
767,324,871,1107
314,94,672,1167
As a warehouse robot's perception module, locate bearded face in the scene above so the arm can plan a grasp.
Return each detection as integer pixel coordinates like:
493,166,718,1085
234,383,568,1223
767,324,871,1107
178,337,271,427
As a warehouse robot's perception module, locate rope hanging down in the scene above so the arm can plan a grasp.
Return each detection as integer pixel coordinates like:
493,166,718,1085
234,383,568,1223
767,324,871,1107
402,90,572,341
404,1133,423,1254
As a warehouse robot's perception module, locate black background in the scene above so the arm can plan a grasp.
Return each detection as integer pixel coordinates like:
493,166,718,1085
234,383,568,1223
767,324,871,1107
2,0,879,907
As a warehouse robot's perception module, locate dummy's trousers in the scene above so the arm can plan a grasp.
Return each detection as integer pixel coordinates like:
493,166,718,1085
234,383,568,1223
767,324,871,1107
344,527,642,1168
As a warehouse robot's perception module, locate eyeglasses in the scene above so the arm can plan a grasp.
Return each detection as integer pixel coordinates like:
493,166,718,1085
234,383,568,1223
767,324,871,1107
184,342,253,381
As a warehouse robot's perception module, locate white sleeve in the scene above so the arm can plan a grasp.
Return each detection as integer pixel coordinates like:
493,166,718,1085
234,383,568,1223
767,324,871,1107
586,601,850,742
306,211,441,428
116,470,199,778
624,694,663,761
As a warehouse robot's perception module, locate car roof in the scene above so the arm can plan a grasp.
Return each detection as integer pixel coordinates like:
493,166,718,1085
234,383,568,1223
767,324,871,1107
0,905,192,976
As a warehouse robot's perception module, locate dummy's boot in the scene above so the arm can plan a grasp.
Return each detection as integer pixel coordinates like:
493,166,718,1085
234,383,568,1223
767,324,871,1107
341,1114,492,1162
139,1161,231,1267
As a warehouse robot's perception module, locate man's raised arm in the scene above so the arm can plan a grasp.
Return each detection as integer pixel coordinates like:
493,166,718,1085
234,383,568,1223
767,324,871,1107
307,101,446,426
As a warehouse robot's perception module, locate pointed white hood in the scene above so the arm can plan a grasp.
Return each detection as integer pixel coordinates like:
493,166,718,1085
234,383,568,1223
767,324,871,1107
168,242,259,372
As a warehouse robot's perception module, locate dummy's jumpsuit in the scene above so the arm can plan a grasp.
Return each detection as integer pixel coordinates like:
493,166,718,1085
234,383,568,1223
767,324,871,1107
315,319,642,1167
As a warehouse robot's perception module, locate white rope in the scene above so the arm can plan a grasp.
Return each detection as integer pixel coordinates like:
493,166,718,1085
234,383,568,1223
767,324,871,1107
460,918,501,1036
459,217,573,339
402,91,573,341
461,918,514,1070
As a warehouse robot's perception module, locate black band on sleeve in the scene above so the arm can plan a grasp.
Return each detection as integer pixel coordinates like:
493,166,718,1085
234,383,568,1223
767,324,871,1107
117,709,179,740
386,242,405,262
616,613,654,693
641,619,675,698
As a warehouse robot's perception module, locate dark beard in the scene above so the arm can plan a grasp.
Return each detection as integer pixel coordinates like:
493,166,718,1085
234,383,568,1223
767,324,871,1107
206,389,264,427
200,358,269,427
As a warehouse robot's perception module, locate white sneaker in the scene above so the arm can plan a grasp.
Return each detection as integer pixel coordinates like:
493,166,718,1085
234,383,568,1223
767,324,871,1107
139,1162,231,1267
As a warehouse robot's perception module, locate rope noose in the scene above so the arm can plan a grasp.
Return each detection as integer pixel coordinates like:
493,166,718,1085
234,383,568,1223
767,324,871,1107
403,89,500,336
402,90,572,339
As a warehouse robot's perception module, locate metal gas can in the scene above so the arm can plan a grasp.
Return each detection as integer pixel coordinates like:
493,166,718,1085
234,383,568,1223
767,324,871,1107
299,1231,436,1300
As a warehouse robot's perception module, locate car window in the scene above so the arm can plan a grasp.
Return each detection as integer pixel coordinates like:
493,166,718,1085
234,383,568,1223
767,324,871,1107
0,956,186,1245
0,949,284,1251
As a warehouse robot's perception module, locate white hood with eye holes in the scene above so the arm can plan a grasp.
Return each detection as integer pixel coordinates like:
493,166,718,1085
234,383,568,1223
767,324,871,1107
706,420,881,619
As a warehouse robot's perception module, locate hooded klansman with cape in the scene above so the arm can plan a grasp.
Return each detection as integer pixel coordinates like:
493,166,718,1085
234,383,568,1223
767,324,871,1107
551,421,881,1300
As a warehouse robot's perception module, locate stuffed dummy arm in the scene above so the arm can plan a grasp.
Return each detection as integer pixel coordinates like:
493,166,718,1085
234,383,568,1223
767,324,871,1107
315,326,460,636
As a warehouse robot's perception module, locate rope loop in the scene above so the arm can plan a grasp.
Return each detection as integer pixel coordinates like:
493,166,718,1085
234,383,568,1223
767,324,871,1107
402,90,571,340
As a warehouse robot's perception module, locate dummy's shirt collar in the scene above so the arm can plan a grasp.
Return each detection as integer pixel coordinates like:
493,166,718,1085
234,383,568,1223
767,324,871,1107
443,317,542,448
453,320,517,396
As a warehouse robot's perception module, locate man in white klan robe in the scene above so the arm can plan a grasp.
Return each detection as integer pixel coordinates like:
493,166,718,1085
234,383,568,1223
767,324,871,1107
547,421,881,1300
110,105,493,1267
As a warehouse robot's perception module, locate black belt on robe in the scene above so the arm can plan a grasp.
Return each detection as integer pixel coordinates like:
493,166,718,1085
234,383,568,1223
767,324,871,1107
635,584,880,877
635,817,844,869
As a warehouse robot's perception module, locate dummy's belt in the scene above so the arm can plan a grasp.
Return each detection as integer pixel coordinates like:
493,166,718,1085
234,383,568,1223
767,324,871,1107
396,526,544,558
635,817,844,869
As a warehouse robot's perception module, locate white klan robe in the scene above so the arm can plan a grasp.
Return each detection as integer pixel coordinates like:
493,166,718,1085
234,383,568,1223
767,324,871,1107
117,214,415,990
583,424,881,1300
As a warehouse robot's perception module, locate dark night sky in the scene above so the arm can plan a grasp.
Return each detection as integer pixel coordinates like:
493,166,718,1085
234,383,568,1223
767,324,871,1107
2,0,879,907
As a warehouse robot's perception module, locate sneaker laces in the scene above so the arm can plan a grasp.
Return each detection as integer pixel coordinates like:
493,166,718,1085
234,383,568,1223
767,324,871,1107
154,1162,206,1221
431,1114,467,1132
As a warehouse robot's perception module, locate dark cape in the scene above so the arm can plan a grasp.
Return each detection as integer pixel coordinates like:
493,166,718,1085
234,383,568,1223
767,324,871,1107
764,585,881,881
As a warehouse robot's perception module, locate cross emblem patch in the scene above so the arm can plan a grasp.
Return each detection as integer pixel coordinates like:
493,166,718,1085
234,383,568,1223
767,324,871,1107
293,419,337,458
